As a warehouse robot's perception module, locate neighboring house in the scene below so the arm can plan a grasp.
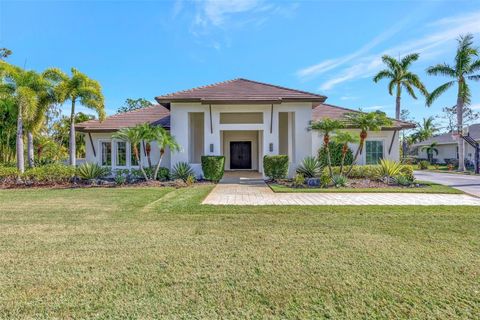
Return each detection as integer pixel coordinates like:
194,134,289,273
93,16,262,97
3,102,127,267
413,123,480,163
76,78,413,177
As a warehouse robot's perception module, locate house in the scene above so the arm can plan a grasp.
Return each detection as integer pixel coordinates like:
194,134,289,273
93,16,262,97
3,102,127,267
76,78,414,177
413,123,480,164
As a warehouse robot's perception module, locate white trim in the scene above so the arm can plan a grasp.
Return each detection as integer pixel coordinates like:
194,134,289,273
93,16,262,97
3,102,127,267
98,139,112,167
363,138,386,165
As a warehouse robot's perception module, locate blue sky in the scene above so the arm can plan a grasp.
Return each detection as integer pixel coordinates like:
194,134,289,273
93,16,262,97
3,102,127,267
1,0,480,130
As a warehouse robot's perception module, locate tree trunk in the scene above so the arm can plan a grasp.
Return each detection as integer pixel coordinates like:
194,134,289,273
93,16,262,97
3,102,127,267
457,94,465,171
153,149,165,181
346,135,365,176
395,86,401,120
134,146,149,181
16,105,25,174
27,131,34,167
339,146,347,176
69,99,76,166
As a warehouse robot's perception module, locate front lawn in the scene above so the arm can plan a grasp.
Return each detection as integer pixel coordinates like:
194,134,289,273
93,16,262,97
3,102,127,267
269,181,463,194
0,186,479,318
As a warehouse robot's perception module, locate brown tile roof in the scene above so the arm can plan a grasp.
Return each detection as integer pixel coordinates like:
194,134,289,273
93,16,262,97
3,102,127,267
313,103,415,130
75,105,170,132
155,78,326,107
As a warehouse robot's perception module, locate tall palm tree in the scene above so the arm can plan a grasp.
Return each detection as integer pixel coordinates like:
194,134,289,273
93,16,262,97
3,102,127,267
44,68,105,166
0,62,46,172
373,54,428,120
344,111,392,175
151,126,180,180
112,125,149,181
421,142,439,164
309,118,345,177
412,116,438,143
332,131,359,176
426,34,480,171
137,123,155,168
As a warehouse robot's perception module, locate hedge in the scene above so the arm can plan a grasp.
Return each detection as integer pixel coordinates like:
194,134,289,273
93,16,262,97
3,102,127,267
318,142,353,167
0,166,19,182
201,156,225,182
263,155,289,180
22,164,76,183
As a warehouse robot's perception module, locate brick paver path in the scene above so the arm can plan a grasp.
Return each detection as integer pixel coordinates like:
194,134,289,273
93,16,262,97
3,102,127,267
202,171,480,206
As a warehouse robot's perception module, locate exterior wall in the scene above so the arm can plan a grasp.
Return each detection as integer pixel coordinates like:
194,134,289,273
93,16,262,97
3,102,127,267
170,102,313,178
311,129,400,165
83,132,171,171
417,141,477,163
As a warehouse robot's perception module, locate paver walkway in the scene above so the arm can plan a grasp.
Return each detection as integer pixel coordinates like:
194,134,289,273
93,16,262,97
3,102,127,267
202,171,480,206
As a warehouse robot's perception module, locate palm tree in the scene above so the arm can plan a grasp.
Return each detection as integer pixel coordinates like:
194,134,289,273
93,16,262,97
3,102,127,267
151,126,180,180
412,116,438,143
112,125,149,181
309,118,345,177
44,68,105,166
421,142,439,164
426,34,480,171
344,111,393,175
373,54,428,120
137,123,155,168
0,62,47,172
332,131,359,175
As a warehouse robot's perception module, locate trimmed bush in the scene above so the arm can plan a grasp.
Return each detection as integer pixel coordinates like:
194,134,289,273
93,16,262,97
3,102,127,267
399,165,414,181
296,156,322,178
324,164,414,182
318,142,353,167
201,156,225,182
0,166,19,182
332,174,348,187
418,160,429,170
23,164,76,183
171,162,195,182
76,163,110,180
263,155,289,180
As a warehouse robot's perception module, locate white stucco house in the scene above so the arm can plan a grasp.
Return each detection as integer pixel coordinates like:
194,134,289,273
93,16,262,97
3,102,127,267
413,123,480,164
76,79,413,177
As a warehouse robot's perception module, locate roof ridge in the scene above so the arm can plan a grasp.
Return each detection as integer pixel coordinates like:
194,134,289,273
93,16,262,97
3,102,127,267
76,104,169,126
156,78,240,98
237,78,326,98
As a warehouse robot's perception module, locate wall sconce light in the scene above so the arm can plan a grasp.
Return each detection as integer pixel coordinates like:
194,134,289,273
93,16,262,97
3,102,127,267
269,143,273,152
210,143,214,153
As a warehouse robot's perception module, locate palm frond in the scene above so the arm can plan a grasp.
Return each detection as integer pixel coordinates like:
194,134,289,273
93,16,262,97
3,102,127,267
426,81,455,106
467,74,480,81
402,83,417,99
400,53,420,69
381,55,400,71
426,63,456,77
373,70,394,83
402,72,429,97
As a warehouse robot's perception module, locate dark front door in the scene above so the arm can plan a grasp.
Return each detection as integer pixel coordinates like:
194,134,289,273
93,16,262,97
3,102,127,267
230,141,252,169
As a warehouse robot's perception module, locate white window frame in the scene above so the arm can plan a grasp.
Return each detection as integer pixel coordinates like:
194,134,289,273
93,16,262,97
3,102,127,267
98,139,113,167
363,139,385,165
113,139,129,169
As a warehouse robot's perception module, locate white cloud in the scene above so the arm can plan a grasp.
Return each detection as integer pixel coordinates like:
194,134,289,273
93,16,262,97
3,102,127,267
471,104,480,110
340,95,357,101
298,10,480,91
362,105,387,111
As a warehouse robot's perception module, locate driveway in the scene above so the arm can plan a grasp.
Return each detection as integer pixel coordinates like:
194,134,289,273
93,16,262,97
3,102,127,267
202,171,480,206
414,171,480,197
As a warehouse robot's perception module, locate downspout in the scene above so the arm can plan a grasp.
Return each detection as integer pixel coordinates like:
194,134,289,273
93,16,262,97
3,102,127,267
209,104,213,134
88,132,96,157
388,130,397,155
270,104,273,134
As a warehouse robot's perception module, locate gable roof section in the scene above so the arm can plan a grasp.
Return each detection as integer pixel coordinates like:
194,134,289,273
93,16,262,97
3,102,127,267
75,105,170,132
155,78,327,108
413,123,480,146
312,103,415,130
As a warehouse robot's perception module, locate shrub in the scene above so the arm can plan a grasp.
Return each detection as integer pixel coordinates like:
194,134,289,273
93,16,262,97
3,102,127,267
186,174,196,186
418,160,429,170
394,174,414,186
444,158,458,168
399,165,414,181
171,162,195,182
22,164,76,183
318,142,353,167
114,169,129,185
293,173,305,187
320,172,332,187
0,166,19,182
76,163,110,180
329,165,381,180
201,156,225,182
263,155,289,181
296,156,322,178
332,174,348,188
378,159,402,184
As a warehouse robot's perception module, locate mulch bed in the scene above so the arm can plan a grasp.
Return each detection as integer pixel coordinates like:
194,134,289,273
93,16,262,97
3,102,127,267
274,178,422,190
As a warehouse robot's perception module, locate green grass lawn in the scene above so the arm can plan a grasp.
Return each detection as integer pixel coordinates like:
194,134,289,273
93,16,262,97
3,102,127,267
269,181,463,194
1,186,479,318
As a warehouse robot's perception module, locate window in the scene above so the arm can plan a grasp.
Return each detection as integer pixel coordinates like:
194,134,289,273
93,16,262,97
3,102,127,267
365,140,383,164
116,141,127,166
101,141,112,166
131,143,140,166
